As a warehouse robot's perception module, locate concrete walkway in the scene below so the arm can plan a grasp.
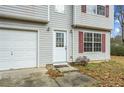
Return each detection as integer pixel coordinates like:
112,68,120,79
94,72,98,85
0,67,97,87
55,72,96,87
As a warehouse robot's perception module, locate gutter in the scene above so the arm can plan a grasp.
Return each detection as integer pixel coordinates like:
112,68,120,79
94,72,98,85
72,24,112,31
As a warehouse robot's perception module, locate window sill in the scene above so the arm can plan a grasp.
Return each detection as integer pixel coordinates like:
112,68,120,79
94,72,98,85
83,51,103,53
54,11,65,14
82,12,108,18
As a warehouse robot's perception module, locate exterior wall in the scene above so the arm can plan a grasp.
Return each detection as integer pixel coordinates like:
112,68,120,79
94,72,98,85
0,5,48,22
0,5,113,67
72,28,110,61
73,5,114,30
39,28,53,65
49,5,72,29
0,5,74,66
49,5,73,62
0,18,53,65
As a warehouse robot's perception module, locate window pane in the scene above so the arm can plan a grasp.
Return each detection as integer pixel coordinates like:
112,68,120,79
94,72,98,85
94,43,101,52
97,5,105,16
84,43,92,52
87,5,96,14
94,33,101,52
94,33,101,42
56,33,64,47
55,5,65,13
84,33,92,42
84,32,93,52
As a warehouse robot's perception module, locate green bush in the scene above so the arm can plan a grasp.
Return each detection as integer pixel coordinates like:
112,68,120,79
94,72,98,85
111,44,124,56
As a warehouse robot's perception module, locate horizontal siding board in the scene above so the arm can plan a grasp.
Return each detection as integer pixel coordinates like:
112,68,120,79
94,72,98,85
0,5,48,21
39,29,53,64
49,5,72,29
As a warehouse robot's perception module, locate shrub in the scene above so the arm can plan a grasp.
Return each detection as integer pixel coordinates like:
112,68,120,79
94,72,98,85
75,56,90,66
111,44,124,56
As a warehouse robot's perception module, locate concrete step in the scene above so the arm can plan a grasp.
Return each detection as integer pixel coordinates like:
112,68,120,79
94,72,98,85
54,64,79,73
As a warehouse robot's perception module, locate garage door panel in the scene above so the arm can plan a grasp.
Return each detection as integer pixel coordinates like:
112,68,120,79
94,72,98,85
12,61,36,69
0,41,13,48
0,50,11,63
13,42,36,48
0,63,13,70
0,29,37,70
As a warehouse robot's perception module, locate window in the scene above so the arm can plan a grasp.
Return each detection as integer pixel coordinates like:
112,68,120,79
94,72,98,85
56,33,64,47
97,5,105,16
87,5,96,14
84,32,102,52
85,5,106,16
55,5,65,13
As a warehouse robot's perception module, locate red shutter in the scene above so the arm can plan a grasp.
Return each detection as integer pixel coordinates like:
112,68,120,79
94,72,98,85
81,5,86,13
106,5,109,17
79,32,84,53
102,34,106,52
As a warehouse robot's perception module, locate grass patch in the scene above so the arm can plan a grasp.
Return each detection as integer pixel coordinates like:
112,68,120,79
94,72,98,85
72,60,124,87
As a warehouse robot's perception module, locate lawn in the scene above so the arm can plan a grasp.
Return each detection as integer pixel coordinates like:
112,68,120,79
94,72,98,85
72,56,124,87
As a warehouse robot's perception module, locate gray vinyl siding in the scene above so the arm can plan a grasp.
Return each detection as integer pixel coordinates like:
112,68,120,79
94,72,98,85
49,5,73,29
39,29,53,64
49,5,73,62
73,5,114,30
72,28,110,61
0,5,48,22
0,18,53,65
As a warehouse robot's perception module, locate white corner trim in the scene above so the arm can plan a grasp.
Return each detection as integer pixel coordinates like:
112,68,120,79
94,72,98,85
48,5,50,21
37,30,40,68
74,5,76,25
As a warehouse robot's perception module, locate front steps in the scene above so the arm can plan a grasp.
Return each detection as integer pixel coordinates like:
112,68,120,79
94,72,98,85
53,64,79,73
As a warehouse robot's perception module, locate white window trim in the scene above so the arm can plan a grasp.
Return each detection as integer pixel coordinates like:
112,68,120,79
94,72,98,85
54,5,65,14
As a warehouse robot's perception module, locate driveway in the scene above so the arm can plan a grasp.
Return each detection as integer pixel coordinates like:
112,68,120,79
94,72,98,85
0,67,97,87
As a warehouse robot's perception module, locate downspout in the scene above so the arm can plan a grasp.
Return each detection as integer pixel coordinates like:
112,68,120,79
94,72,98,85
72,5,74,62
72,29,74,62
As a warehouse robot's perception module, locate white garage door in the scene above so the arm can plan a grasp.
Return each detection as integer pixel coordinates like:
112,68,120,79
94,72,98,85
0,29,37,70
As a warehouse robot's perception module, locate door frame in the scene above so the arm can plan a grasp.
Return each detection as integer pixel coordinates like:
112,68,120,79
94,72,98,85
0,27,39,69
53,28,68,63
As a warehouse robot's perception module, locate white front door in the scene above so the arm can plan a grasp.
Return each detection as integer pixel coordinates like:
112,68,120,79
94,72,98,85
0,29,37,70
54,31,67,63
